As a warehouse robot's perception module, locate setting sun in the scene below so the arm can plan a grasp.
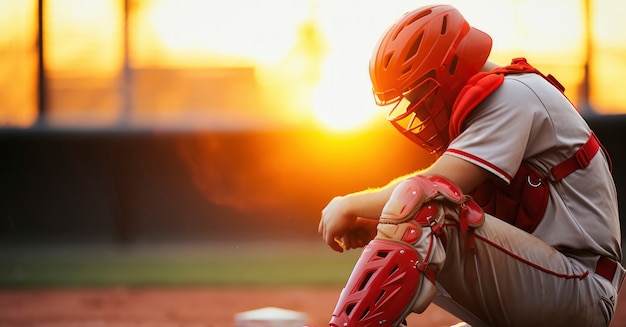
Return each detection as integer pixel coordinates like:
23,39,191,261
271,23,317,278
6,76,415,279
2,0,626,128
134,0,433,131
311,67,381,131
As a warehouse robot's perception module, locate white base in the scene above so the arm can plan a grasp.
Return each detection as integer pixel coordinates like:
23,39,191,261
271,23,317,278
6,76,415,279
235,307,309,327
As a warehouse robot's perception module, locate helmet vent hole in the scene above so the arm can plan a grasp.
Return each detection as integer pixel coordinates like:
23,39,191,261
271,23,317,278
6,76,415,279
384,53,393,69
406,9,432,27
449,55,459,75
405,32,424,62
441,15,448,34
376,251,389,258
395,9,431,41
359,271,375,291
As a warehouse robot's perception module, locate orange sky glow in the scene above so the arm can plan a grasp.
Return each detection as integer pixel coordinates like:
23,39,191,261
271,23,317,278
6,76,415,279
1,0,625,130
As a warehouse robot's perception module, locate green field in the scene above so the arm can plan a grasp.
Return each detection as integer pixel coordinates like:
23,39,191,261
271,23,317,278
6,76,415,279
0,241,361,288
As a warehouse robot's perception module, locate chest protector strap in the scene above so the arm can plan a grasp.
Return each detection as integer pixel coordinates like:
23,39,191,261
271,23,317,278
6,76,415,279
448,57,607,233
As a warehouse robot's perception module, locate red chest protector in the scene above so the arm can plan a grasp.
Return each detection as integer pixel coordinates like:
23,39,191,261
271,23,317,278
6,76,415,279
448,58,608,233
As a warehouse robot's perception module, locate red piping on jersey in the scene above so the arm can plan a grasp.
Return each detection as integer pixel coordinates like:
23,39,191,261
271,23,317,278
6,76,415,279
446,148,513,182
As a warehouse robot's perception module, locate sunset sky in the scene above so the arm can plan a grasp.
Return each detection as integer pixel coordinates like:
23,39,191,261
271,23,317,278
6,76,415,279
1,0,625,130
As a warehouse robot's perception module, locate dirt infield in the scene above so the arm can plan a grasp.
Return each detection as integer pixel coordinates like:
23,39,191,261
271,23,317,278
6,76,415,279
1,286,625,327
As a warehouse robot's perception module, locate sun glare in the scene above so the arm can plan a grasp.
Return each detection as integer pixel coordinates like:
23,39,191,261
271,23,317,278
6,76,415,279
311,57,381,131
135,0,402,131
138,0,311,67
308,0,407,131
132,0,626,128
312,84,379,131
47,0,123,77
3,0,625,129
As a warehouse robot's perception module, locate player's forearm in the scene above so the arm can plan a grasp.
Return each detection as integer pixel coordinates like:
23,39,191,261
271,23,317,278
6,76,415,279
339,190,390,220
343,171,422,220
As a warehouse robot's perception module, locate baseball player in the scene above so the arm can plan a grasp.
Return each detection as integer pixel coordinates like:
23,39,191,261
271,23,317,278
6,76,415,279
318,4,624,327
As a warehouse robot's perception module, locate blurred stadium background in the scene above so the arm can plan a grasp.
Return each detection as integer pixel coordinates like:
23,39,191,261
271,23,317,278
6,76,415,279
0,0,625,289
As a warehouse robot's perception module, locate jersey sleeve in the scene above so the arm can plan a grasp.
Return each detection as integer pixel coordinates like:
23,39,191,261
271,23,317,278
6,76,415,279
445,76,555,184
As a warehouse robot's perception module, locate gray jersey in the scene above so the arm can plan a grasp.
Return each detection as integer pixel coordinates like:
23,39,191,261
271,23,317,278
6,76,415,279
445,73,621,265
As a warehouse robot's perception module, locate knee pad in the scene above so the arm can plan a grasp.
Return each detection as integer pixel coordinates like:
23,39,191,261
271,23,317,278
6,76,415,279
329,175,484,327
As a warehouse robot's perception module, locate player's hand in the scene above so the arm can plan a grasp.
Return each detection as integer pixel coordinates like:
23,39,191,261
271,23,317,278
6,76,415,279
319,195,377,252
319,195,358,252
337,217,378,250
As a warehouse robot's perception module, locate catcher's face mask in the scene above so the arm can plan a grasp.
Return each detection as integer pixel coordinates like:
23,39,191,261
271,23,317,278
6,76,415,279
386,74,450,156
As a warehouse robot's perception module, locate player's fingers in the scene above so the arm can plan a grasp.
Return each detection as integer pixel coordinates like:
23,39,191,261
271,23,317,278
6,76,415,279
321,227,343,253
334,237,346,251
357,228,375,246
341,236,354,250
328,237,343,252
345,234,364,250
